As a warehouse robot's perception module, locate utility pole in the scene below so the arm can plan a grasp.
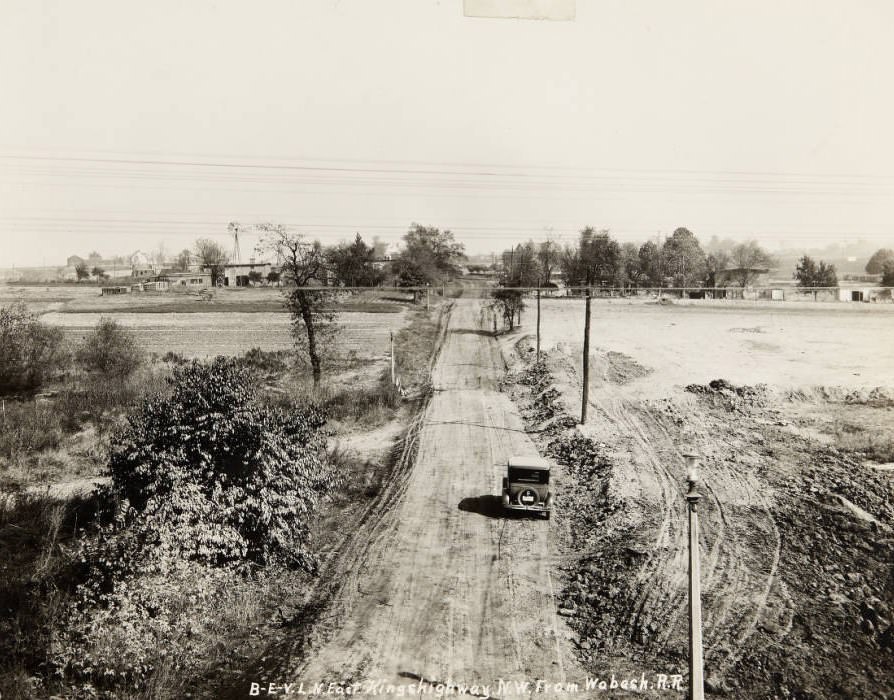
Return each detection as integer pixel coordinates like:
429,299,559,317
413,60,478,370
683,448,705,700
536,288,541,361
580,287,591,423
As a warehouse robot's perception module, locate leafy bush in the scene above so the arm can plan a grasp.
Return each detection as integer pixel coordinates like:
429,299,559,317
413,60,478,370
105,357,336,570
75,317,143,378
0,302,66,395
41,359,337,690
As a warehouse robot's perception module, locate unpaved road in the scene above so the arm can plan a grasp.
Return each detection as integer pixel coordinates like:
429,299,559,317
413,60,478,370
282,300,581,695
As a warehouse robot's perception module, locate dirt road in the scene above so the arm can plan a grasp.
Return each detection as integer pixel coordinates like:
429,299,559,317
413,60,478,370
286,300,580,695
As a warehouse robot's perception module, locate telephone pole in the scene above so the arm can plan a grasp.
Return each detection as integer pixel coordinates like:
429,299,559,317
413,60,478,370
684,448,705,700
536,288,541,361
580,287,591,423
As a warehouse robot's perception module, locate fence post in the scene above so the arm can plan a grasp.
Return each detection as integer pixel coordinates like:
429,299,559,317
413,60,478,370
390,331,395,385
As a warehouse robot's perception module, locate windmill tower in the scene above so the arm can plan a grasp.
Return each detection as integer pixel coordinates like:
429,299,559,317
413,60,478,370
228,222,242,263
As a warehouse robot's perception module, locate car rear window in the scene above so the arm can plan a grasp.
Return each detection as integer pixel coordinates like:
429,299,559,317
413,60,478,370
508,467,549,484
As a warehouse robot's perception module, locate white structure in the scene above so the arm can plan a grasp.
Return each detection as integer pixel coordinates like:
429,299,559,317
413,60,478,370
222,261,271,286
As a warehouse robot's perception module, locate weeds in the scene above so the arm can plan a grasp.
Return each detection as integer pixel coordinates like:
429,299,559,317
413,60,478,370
833,421,894,463
0,491,100,697
0,400,65,459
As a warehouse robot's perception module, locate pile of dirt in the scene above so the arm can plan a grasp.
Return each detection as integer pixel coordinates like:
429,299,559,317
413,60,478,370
685,378,772,413
786,385,894,408
605,351,652,385
730,443,894,698
556,534,676,661
504,359,577,435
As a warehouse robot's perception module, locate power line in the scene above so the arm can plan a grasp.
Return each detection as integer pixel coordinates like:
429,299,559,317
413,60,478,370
3,148,894,182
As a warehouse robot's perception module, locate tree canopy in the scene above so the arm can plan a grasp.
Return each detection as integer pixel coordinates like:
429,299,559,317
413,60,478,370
794,255,838,289
725,241,775,286
881,260,894,286
392,224,465,286
327,233,385,287
866,248,894,275
661,227,706,287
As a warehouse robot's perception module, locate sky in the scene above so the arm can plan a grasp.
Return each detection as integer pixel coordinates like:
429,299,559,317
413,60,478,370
1,0,893,266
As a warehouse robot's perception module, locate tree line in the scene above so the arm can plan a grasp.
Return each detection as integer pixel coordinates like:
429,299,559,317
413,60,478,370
500,227,781,290
499,227,894,292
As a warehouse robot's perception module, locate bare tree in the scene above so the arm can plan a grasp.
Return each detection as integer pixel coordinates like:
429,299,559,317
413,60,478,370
256,224,335,387
175,248,192,272
536,240,560,286
194,238,229,285
727,241,775,286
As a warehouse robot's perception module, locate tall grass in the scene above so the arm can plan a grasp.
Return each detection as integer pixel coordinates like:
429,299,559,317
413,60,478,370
0,367,170,490
281,375,402,427
0,491,99,698
832,421,894,463
0,401,65,460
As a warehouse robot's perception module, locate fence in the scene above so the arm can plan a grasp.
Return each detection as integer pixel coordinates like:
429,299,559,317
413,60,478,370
244,284,894,304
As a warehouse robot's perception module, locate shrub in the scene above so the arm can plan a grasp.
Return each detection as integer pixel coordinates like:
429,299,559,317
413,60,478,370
0,302,66,395
75,317,143,378
104,357,336,570
160,350,188,365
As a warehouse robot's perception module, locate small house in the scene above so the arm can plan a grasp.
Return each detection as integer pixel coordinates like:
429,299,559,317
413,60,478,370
222,261,271,287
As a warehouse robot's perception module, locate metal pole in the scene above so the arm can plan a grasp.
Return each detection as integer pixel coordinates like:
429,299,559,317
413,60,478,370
536,288,541,361
580,287,591,424
687,478,705,700
390,331,395,385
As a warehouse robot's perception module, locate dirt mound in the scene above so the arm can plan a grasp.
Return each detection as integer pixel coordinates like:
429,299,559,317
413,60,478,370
786,385,894,408
605,351,652,384
685,378,772,412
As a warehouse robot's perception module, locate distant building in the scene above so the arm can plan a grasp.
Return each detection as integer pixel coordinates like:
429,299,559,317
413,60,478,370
131,266,156,279
165,271,212,289
221,261,271,287
67,255,85,267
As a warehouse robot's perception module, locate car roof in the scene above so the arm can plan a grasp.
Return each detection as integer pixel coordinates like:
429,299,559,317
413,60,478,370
507,455,551,470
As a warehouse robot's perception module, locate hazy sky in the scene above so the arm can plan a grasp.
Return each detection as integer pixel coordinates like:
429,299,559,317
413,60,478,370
2,0,893,266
